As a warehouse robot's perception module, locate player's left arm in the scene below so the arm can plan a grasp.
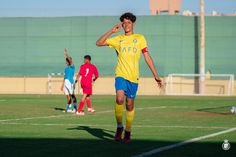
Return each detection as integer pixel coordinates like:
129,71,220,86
93,66,99,82
75,68,82,85
75,66,83,84
143,52,163,88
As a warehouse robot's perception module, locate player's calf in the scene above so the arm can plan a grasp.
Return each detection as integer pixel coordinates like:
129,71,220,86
72,94,77,112
66,96,73,112
76,100,85,115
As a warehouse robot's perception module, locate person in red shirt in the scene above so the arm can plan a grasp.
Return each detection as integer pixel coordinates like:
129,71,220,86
75,55,99,115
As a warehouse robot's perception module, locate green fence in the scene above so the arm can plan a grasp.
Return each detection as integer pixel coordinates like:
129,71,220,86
0,16,235,76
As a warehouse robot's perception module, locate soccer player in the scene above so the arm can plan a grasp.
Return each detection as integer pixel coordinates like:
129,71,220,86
61,48,77,113
96,12,162,143
75,55,99,115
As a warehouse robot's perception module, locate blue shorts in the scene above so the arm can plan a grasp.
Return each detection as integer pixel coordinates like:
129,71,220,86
115,77,138,99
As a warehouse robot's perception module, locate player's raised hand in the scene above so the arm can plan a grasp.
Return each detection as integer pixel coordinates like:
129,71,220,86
64,48,68,56
155,77,163,88
111,23,122,33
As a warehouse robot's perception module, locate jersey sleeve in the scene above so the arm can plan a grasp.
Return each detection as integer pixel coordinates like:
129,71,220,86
106,35,120,49
140,35,148,53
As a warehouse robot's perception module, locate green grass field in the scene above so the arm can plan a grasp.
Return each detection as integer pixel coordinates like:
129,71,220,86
0,95,235,157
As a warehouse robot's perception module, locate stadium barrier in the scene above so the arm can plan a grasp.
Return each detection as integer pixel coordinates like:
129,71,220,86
0,77,164,95
0,76,235,96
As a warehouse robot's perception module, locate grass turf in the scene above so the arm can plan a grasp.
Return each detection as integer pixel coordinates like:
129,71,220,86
0,95,235,157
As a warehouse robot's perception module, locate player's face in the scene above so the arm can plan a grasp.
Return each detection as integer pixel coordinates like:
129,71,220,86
84,59,90,64
122,18,134,33
66,61,69,66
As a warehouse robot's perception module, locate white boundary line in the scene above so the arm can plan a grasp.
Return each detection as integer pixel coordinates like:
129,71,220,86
0,122,230,129
0,110,114,122
0,106,166,122
132,127,236,157
0,115,65,122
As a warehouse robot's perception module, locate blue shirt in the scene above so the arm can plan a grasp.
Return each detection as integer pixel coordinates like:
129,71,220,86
64,65,75,84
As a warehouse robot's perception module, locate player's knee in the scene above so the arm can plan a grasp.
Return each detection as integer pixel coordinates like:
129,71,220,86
116,97,124,105
126,104,134,111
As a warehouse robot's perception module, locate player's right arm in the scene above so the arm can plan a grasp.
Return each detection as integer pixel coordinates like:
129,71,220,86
96,23,122,46
75,66,83,84
74,74,80,84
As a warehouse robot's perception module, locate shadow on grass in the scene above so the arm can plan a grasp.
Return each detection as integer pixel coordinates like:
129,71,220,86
67,126,115,141
0,138,235,157
197,106,232,115
54,107,65,112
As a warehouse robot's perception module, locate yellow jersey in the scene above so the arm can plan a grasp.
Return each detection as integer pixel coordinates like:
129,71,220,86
106,34,148,83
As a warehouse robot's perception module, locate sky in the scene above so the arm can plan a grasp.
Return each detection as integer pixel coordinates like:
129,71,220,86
0,0,236,17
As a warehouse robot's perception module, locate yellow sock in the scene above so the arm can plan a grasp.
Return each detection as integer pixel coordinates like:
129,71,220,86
115,104,124,126
125,109,135,132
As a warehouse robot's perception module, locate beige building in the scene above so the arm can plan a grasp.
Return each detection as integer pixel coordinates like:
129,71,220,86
150,0,182,15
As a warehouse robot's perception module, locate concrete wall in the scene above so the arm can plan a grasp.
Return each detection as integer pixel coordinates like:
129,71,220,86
0,77,235,96
0,77,163,95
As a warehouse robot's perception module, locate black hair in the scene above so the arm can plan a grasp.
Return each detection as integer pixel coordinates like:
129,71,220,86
84,55,91,61
120,12,136,23
66,57,72,65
